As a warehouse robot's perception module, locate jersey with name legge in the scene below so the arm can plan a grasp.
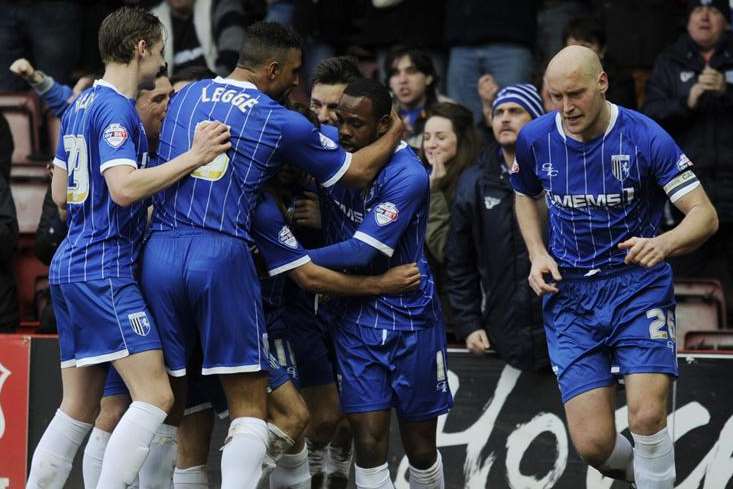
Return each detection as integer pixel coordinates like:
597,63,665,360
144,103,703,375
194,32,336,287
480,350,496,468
150,77,351,243
319,142,442,331
510,103,700,271
49,80,149,284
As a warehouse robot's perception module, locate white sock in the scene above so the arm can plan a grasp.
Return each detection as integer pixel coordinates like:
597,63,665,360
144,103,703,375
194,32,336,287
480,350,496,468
139,423,178,489
173,465,209,489
96,401,168,489
354,463,394,489
306,439,327,478
599,433,634,481
325,442,353,480
261,423,296,482
83,427,111,489
26,409,92,489
270,445,311,489
221,417,269,489
632,428,676,489
408,452,444,489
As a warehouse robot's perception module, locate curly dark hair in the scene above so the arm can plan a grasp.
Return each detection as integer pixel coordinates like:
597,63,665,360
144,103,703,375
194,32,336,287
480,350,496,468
237,22,303,69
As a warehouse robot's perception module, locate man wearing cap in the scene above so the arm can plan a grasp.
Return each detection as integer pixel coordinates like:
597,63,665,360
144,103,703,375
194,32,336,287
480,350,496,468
643,0,733,294
445,84,549,371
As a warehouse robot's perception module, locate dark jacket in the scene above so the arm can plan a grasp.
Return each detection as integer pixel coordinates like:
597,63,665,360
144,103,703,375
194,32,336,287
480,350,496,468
642,32,733,222
0,174,18,331
445,147,547,371
444,0,538,49
35,185,67,266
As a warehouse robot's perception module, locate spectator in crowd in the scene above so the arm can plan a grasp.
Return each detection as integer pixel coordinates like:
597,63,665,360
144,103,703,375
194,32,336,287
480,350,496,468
445,0,538,123
0,113,19,332
264,0,295,25
536,0,591,63
643,0,733,298
445,84,548,371
310,56,362,125
476,73,500,145
422,102,482,332
562,15,637,108
150,0,247,76
386,47,451,149
0,0,81,91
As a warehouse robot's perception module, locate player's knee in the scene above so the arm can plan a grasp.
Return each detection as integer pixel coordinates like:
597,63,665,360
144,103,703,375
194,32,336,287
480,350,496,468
280,399,310,440
405,446,437,470
628,402,667,435
60,397,100,424
95,396,130,432
307,409,341,442
353,424,388,459
573,434,616,468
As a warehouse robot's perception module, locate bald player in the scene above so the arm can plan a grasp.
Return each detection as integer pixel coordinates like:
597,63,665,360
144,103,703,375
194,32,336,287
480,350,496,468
510,46,718,489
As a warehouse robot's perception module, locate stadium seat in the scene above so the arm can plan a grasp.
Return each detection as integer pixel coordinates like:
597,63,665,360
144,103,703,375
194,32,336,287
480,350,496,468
674,279,726,341
10,177,47,234
684,330,733,352
0,91,43,164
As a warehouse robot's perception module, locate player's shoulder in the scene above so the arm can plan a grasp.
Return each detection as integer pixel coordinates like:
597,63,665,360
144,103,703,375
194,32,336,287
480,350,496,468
382,143,429,187
90,81,136,117
517,111,557,145
614,104,671,144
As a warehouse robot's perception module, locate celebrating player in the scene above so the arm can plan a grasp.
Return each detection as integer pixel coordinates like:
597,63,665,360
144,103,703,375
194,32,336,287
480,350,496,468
307,78,453,489
140,21,402,489
511,45,718,488
26,7,230,489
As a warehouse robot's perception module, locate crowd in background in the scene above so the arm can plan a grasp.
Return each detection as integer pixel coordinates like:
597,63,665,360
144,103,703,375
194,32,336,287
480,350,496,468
0,0,732,371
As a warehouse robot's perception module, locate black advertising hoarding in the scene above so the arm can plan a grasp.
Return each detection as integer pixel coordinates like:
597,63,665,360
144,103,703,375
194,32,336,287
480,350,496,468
386,350,733,489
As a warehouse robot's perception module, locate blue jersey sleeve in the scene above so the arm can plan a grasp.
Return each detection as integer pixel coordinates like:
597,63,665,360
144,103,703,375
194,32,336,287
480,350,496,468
647,121,700,203
95,97,141,174
251,192,311,276
353,166,428,257
509,129,543,198
278,112,352,188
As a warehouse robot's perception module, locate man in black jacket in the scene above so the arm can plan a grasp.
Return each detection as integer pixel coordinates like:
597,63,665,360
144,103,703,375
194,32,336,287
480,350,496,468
643,0,733,300
445,84,548,371
0,113,19,332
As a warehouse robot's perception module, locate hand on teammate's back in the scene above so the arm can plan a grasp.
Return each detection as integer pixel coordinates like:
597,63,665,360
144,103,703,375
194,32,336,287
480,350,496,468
618,236,671,268
378,262,421,294
465,329,491,354
190,121,232,166
528,252,562,296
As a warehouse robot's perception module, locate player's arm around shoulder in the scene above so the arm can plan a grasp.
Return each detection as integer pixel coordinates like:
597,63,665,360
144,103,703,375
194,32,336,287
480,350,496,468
288,260,421,296
104,121,231,207
619,185,718,268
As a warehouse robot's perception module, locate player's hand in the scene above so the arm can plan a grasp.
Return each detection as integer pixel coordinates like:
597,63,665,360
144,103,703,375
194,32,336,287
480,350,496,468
378,263,421,294
72,76,94,95
293,191,322,229
477,73,499,107
190,121,231,166
618,236,671,268
465,329,490,354
528,252,562,296
387,108,406,140
9,58,42,84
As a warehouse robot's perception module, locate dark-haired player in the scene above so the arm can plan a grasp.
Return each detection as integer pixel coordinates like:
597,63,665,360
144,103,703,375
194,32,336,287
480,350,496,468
141,21,403,488
308,78,453,489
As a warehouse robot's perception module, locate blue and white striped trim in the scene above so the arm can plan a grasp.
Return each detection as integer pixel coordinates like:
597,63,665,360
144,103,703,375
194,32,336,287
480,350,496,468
321,152,352,188
100,158,137,174
492,83,545,119
354,231,394,257
201,364,263,375
268,255,311,277
75,349,129,368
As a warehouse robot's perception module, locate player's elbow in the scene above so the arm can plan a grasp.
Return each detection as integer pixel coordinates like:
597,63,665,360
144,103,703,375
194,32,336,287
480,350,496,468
289,263,324,292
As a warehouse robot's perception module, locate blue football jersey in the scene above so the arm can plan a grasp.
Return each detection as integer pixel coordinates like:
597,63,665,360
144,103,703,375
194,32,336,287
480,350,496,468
150,77,351,243
510,103,700,271
319,143,442,331
49,80,149,284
